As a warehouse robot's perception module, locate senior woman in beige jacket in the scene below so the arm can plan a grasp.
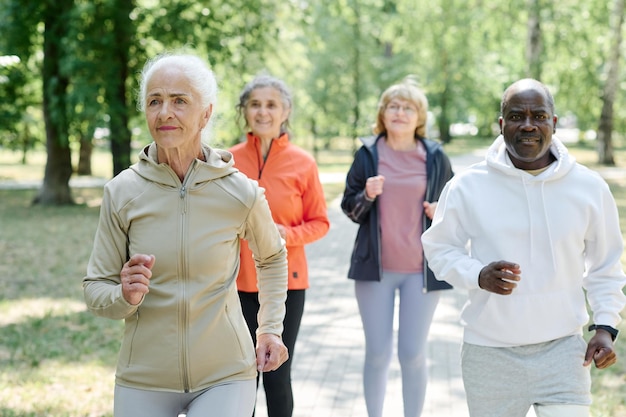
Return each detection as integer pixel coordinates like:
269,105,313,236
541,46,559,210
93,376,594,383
83,52,288,417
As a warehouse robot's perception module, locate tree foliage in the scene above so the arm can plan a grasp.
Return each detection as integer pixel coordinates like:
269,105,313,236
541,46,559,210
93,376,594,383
1,0,626,204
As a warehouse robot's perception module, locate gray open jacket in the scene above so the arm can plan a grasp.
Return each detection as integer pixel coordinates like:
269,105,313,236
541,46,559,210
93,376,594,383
83,143,287,392
341,134,454,291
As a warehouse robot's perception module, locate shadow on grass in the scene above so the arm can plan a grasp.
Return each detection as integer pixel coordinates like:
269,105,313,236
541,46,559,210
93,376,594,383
0,188,103,302
0,309,121,368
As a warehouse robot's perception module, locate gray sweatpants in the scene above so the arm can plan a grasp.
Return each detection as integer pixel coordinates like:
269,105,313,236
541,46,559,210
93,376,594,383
461,335,591,417
113,380,256,417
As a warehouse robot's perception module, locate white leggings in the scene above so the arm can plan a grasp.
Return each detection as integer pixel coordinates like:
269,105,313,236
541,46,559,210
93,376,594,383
355,271,440,417
113,380,256,417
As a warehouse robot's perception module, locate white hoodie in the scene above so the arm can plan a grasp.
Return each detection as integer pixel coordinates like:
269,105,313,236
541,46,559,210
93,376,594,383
422,135,626,347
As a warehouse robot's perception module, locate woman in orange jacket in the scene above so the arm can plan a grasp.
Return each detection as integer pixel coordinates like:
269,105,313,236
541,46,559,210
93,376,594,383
230,74,330,417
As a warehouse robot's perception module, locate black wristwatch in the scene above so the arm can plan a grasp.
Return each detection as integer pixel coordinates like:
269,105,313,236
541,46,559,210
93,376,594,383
588,324,619,342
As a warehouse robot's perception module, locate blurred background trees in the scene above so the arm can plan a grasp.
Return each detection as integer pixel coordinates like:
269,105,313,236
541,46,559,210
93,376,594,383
0,0,624,204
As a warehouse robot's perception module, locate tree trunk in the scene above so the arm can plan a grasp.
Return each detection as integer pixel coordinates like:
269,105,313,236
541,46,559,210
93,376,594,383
107,0,134,176
19,126,33,165
526,0,542,79
597,0,625,165
34,0,74,206
77,130,94,176
438,80,452,143
310,118,319,161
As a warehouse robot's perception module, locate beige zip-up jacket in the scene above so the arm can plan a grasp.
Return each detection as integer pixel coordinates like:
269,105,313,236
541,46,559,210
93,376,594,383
83,143,287,392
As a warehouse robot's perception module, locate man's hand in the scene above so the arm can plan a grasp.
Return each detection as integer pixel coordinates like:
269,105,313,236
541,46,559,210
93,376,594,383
584,330,617,369
256,333,289,372
121,254,155,305
478,261,521,295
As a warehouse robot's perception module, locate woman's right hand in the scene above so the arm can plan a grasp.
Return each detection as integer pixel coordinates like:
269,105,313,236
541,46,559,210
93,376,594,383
121,254,155,305
365,175,385,200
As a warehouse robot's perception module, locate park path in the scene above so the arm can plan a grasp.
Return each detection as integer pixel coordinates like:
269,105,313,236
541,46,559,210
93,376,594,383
279,149,625,417
252,150,489,417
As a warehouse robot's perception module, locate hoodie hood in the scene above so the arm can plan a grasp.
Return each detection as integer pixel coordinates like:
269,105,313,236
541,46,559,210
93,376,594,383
131,142,238,187
486,134,576,181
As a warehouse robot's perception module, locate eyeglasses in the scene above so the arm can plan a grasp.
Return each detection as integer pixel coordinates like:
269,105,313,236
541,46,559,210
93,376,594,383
385,103,417,115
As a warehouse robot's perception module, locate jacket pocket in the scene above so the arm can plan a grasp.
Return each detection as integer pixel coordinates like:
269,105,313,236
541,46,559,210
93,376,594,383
224,303,253,359
120,310,140,367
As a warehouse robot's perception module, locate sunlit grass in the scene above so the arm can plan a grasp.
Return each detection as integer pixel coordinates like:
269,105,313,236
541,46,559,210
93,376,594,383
0,295,122,417
0,361,116,417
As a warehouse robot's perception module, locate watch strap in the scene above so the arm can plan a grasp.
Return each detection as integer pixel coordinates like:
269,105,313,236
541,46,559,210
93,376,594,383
588,324,619,341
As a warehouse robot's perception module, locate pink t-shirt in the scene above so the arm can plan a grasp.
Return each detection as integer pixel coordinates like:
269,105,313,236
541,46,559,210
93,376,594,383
377,138,427,273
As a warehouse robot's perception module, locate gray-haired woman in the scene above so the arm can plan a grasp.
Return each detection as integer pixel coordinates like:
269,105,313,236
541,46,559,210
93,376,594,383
83,53,289,417
230,73,329,417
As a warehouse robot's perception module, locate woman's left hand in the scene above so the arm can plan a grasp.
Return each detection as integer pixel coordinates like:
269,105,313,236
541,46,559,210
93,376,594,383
423,201,438,220
256,333,289,372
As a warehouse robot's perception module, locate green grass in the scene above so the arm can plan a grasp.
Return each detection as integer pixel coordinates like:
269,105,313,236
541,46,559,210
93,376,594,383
1,138,625,416
0,187,122,417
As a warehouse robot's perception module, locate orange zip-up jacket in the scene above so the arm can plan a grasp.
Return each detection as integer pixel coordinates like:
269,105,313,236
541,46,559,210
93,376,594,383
230,132,330,291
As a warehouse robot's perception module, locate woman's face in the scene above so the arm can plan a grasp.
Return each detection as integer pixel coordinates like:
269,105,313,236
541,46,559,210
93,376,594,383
244,87,290,141
144,66,211,150
382,98,419,137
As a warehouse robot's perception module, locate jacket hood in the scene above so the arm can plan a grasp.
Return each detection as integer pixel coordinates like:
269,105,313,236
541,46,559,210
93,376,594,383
131,142,238,186
359,134,435,151
486,134,575,181
359,134,379,148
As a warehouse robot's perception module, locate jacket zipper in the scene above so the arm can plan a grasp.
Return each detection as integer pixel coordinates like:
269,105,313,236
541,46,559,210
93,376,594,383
371,146,384,283
258,140,274,179
179,164,194,392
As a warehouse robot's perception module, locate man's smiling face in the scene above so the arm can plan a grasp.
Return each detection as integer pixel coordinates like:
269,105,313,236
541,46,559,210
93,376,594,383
499,81,558,170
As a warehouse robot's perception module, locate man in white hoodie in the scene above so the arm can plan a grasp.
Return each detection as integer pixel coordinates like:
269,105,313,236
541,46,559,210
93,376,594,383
421,78,626,417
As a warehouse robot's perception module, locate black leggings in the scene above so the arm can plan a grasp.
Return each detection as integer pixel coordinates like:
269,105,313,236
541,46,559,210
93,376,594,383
238,289,305,417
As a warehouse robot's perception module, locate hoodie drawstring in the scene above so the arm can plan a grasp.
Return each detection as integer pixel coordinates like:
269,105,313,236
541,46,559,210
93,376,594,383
539,180,558,272
522,174,558,273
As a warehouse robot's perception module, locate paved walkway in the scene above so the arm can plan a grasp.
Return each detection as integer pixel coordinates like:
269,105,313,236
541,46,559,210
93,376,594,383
254,202,469,417
254,147,580,417
252,151,490,417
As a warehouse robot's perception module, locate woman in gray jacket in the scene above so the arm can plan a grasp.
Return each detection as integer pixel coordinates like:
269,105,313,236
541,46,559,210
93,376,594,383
83,52,289,417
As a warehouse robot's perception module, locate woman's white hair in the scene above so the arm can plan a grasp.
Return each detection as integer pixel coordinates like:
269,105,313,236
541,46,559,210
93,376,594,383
137,52,218,142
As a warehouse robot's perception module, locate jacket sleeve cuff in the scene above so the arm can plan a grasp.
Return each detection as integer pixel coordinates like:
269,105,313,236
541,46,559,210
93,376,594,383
85,283,140,320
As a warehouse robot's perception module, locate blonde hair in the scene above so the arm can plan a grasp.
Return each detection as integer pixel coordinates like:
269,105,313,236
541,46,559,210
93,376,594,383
373,78,429,137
